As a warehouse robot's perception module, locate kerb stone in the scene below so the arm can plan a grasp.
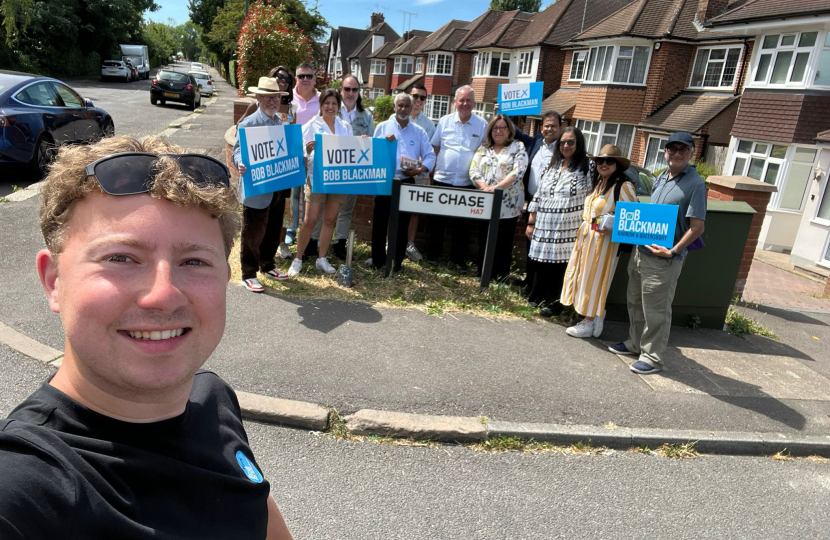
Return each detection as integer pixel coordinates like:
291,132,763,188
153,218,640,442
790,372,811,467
236,391,328,431
345,409,487,442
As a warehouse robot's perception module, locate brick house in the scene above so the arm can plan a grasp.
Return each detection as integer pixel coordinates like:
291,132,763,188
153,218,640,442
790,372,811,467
366,41,397,99
326,13,399,81
386,31,433,95
560,0,752,172
707,0,830,268
413,19,472,122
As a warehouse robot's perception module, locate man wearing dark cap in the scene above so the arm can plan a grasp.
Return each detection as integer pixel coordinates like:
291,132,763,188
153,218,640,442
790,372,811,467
608,132,706,375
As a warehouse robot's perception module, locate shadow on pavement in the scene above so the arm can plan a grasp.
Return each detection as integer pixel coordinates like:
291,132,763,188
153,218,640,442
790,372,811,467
738,301,829,326
264,292,382,333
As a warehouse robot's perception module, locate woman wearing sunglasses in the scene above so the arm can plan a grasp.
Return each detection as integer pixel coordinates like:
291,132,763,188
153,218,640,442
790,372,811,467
289,88,352,277
526,127,592,317
561,145,636,338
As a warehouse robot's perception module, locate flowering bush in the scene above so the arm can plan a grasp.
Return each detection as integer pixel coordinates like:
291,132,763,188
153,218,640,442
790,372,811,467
236,1,315,97
372,95,394,124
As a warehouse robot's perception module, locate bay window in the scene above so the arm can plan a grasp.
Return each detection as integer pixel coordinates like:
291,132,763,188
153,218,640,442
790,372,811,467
473,51,510,78
569,50,587,80
426,95,449,120
370,59,386,76
517,50,534,76
415,57,423,73
576,120,635,157
368,88,385,100
393,56,413,75
815,33,830,86
427,53,453,75
731,139,787,185
473,102,494,121
350,60,362,82
753,31,818,85
689,46,742,88
585,44,650,84
644,136,669,173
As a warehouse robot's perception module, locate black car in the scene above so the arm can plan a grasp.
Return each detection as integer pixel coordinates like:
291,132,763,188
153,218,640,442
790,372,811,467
150,70,202,110
0,71,114,178
624,164,657,196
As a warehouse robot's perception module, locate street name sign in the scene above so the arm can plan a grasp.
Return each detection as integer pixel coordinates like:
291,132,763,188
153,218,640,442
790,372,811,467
399,184,494,220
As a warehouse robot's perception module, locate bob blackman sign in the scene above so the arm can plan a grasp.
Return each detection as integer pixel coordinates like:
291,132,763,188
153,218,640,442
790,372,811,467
312,134,396,195
399,184,494,220
238,124,305,197
612,202,679,249
497,81,543,116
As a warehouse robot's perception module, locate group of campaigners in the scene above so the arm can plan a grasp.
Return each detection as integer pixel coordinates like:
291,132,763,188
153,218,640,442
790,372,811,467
233,63,707,376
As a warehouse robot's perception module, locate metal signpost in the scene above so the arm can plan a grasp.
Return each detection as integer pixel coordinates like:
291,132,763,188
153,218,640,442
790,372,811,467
386,179,503,289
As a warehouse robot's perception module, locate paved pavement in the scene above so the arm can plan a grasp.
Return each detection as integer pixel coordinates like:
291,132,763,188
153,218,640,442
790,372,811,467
2,62,830,449
743,258,830,312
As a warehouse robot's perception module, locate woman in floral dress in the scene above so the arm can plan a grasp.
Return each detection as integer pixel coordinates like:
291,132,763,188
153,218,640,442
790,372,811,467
526,127,592,317
470,114,528,281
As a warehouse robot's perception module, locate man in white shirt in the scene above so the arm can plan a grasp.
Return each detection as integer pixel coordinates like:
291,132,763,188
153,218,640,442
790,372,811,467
403,84,435,262
426,85,488,271
287,62,320,249
372,93,435,272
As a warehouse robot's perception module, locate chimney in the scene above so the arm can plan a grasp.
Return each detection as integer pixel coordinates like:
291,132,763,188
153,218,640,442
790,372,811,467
697,0,729,22
371,12,384,28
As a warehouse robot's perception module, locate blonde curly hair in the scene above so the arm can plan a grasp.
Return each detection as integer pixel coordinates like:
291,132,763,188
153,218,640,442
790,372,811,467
40,136,240,258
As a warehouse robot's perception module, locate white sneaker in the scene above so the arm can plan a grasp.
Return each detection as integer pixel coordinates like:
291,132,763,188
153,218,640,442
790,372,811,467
363,257,374,267
287,258,303,277
566,319,594,338
406,243,423,262
278,242,292,259
316,257,336,274
592,315,604,338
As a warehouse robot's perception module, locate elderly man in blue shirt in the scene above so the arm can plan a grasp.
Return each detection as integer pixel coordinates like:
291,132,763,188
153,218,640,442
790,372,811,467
371,93,435,272
233,76,291,292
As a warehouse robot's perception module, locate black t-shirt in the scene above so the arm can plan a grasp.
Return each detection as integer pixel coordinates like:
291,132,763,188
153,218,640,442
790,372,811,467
0,371,270,539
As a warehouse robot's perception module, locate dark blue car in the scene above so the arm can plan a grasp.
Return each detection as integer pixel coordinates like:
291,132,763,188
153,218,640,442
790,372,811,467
0,70,115,178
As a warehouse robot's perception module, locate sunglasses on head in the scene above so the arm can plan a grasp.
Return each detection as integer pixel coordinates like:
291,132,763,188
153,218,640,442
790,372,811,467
411,94,427,101
595,158,618,166
342,87,360,93
297,73,314,80
84,152,230,196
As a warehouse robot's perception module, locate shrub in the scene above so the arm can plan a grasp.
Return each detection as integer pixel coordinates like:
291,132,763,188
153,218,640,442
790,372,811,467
695,160,718,180
236,1,314,97
372,95,394,124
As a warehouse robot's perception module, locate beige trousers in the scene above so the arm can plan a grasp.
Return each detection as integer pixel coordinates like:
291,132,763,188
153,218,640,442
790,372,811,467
624,249,684,366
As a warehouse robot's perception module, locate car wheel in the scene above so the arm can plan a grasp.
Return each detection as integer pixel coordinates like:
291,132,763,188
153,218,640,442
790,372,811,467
28,135,54,179
151,96,157,105
190,98,197,111
102,119,115,138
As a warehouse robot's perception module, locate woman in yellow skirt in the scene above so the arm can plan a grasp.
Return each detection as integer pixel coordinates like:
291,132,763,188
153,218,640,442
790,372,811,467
561,144,636,338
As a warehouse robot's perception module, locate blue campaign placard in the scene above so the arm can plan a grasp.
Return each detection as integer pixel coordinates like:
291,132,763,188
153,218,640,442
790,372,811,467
612,202,679,249
498,81,543,116
312,134,396,195
239,124,306,197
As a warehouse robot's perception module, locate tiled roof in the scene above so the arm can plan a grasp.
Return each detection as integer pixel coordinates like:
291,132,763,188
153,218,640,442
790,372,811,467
540,88,579,116
639,92,739,133
368,41,398,60
419,19,471,52
396,74,425,91
545,0,639,45
458,11,512,51
708,0,830,26
390,36,427,56
333,27,372,60
817,129,830,143
568,0,734,42
345,22,400,59
464,10,534,49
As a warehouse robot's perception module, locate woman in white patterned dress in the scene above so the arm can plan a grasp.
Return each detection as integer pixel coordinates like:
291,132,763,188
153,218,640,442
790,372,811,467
526,127,592,317
469,114,528,281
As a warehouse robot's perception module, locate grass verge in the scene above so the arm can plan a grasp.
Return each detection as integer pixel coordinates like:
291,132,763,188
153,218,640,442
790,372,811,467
469,436,613,456
230,237,543,320
726,305,778,339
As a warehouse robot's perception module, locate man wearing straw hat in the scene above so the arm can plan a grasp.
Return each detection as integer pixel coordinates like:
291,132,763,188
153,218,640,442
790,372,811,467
233,76,292,292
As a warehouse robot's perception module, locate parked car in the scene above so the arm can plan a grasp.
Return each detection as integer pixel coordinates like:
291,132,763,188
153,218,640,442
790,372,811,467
101,60,131,82
0,71,115,178
123,60,139,82
624,164,657,196
188,71,213,97
150,70,202,110
191,62,203,71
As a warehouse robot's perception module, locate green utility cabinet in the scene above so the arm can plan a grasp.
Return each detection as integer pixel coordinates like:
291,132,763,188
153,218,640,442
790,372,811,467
604,199,756,330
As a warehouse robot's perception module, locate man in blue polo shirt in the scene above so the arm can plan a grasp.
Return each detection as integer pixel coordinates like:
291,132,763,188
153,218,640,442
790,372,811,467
608,132,707,374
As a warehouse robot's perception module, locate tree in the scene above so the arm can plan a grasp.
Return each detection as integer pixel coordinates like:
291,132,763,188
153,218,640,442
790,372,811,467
235,1,313,96
488,0,542,11
178,21,201,60
142,18,180,64
204,0,244,60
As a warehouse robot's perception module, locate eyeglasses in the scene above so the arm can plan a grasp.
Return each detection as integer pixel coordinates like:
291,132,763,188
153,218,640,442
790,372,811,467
560,139,576,147
665,145,690,154
342,87,360,93
84,153,230,195
275,74,291,82
260,94,281,101
491,126,508,131
297,73,315,80
594,158,617,166
411,94,427,101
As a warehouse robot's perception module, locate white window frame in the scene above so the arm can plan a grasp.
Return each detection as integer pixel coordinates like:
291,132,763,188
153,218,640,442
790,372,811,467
335,59,342,75
575,119,635,157
569,50,588,81
473,50,511,78
750,30,820,88
426,95,450,121
415,57,423,73
583,42,652,85
517,50,534,77
473,102,494,121
370,59,386,76
688,45,743,89
350,59,362,83
427,53,453,76
393,56,414,75
644,135,669,173
368,88,385,100
815,32,830,87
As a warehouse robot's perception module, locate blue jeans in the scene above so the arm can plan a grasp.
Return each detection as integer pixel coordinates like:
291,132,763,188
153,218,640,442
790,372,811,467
287,186,302,235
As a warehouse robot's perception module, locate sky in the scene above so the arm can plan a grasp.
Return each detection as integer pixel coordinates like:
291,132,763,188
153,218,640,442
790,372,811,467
146,0,498,38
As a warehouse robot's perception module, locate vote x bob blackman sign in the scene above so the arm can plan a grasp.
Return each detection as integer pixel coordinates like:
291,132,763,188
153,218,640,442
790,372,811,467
497,81,543,116
399,184,495,220
238,124,306,197
611,202,679,249
312,134,396,195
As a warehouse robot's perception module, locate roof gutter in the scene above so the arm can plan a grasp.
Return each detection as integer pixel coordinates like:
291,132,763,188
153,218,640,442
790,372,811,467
707,10,830,29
